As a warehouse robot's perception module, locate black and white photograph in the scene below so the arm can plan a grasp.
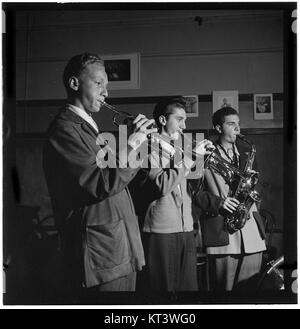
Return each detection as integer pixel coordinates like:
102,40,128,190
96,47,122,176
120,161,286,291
183,95,199,117
102,53,140,90
254,93,274,120
212,90,239,113
1,2,297,310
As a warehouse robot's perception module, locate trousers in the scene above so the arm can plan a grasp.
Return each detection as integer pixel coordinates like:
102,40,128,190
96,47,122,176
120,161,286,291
208,252,263,291
142,231,198,292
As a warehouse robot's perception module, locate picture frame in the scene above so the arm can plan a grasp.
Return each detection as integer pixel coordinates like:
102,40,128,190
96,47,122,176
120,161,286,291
102,53,140,90
183,95,199,117
212,90,239,113
254,94,274,120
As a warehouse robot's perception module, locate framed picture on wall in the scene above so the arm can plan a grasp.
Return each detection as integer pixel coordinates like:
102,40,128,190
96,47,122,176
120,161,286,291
183,95,198,117
212,90,239,113
102,53,140,90
254,94,274,120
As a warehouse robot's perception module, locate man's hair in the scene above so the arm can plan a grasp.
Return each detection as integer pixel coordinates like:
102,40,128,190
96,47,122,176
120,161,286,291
153,97,187,127
212,106,239,128
63,53,105,96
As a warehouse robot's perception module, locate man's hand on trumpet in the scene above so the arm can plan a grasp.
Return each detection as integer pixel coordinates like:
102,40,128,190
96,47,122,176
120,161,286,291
127,114,157,151
194,139,215,156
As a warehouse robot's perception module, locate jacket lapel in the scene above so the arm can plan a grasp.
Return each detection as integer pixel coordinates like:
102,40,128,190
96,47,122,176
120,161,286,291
81,122,99,138
59,106,99,137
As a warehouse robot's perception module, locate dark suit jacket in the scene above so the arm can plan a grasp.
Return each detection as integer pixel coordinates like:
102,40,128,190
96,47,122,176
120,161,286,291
201,140,266,247
43,106,144,288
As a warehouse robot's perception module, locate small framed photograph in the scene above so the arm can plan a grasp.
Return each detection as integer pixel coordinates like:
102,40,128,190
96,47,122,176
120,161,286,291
184,95,198,117
254,94,274,120
102,53,140,90
212,90,239,113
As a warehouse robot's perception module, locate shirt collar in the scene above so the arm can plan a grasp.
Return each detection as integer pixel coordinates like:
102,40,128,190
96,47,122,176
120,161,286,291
66,104,99,133
216,138,240,155
216,143,240,160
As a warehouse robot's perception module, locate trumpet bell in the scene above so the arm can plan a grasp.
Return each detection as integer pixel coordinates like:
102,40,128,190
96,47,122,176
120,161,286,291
100,100,134,127
112,111,134,127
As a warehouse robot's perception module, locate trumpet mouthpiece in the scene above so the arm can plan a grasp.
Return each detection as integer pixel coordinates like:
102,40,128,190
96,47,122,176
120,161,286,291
237,133,245,140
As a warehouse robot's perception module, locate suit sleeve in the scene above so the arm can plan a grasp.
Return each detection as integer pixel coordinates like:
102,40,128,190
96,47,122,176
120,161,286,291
193,189,223,216
45,125,139,202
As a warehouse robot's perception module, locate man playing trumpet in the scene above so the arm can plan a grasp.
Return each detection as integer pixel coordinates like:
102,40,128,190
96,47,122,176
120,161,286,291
134,97,239,292
43,53,157,300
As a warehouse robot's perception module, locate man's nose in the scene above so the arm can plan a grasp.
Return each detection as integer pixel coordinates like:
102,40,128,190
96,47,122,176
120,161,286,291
101,86,108,98
234,124,240,131
181,121,186,130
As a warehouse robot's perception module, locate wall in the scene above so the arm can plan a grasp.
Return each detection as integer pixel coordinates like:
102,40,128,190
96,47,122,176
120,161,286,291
16,9,283,133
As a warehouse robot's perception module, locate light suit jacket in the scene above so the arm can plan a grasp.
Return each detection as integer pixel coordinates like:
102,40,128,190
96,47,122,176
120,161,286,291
134,157,223,234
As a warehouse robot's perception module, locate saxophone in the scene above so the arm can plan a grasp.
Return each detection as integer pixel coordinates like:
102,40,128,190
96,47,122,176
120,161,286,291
205,134,261,234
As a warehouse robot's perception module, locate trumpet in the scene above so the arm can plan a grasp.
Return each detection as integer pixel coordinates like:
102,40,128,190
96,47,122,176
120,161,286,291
179,132,215,158
149,132,216,165
100,100,134,126
100,100,172,156
100,100,213,159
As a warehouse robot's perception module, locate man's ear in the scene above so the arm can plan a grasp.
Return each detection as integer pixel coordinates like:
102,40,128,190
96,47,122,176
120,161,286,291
158,115,167,126
69,76,80,92
215,124,222,134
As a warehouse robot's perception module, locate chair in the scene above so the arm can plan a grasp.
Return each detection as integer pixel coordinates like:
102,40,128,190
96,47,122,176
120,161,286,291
193,220,209,291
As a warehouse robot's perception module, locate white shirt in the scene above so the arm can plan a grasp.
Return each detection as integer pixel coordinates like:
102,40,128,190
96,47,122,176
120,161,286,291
67,104,99,133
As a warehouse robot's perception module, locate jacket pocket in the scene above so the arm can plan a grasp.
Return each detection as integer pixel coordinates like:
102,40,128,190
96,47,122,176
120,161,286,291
203,215,229,247
86,219,130,270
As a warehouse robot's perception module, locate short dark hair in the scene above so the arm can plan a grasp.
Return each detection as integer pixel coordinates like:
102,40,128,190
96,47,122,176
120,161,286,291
63,53,105,96
153,97,187,127
212,106,239,128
